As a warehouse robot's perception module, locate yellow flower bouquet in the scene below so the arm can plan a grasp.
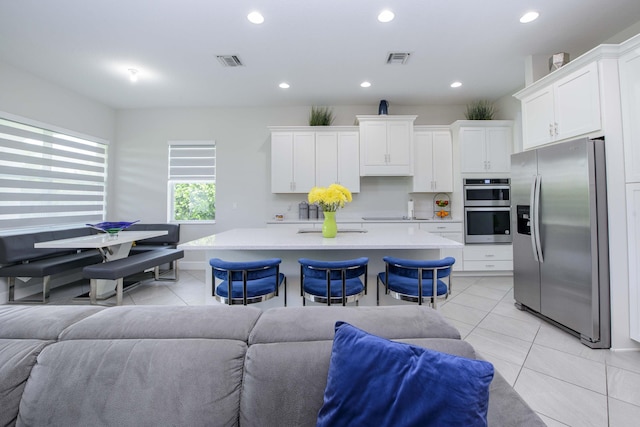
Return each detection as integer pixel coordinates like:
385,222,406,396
308,184,352,212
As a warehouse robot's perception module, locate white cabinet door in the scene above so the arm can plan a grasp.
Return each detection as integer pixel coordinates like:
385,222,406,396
271,131,315,193
520,62,601,150
336,131,360,192
485,127,512,173
360,120,388,169
459,126,512,173
460,128,487,173
315,132,338,188
620,49,640,183
412,130,452,192
522,87,556,149
627,184,640,342
358,116,415,176
554,62,601,141
386,120,413,171
315,131,360,192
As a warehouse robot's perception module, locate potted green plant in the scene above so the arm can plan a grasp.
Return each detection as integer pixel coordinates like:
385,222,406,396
464,100,496,120
309,106,335,126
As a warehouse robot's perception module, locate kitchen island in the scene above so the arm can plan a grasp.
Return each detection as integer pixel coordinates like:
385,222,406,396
179,227,463,306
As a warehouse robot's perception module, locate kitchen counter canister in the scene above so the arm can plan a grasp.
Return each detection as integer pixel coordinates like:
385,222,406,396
179,227,462,305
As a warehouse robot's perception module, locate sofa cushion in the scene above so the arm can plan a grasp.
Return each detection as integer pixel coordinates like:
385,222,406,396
60,305,262,341
248,305,460,344
316,322,494,427
18,338,246,427
240,336,480,427
0,339,51,427
0,306,104,340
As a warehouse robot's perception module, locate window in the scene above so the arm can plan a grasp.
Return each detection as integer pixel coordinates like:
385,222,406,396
168,141,216,223
0,115,108,230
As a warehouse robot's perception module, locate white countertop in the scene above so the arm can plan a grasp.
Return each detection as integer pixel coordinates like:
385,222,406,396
178,227,463,251
266,218,461,224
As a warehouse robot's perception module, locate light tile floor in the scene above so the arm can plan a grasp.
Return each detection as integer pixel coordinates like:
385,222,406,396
43,271,640,426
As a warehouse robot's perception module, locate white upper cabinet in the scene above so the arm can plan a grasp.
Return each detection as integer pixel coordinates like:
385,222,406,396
270,127,360,193
315,130,360,192
271,131,316,193
518,61,602,150
619,46,640,183
412,128,453,192
357,115,416,176
453,121,513,173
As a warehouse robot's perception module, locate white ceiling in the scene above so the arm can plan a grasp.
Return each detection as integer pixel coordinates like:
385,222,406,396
1,0,640,110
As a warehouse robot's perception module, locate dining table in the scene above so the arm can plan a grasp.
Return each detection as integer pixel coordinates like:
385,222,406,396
35,230,168,299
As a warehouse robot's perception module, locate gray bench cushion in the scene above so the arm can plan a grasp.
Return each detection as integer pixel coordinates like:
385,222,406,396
127,223,180,246
82,249,183,280
248,305,461,344
0,250,103,278
0,227,95,264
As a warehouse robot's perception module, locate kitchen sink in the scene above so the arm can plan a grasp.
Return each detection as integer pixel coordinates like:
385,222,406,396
361,216,411,221
297,229,368,234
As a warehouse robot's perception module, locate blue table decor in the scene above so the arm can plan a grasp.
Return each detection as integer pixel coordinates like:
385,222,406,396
86,220,140,236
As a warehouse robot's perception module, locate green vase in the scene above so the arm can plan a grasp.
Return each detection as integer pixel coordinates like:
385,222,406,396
322,211,338,238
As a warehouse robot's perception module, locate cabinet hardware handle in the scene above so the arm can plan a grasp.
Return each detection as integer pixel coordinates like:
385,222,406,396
554,122,559,136
437,226,446,230
485,264,495,268
485,254,495,257
549,124,554,136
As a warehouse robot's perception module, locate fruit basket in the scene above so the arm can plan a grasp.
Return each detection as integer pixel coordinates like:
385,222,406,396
433,194,451,220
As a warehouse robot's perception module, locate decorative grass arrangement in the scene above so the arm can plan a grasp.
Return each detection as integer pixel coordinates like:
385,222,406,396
309,106,335,126
465,100,496,120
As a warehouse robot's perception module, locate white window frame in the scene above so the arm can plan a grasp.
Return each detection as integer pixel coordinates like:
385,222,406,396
0,111,109,232
167,140,216,224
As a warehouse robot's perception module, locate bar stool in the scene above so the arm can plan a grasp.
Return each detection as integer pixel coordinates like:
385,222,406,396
298,257,368,306
377,256,455,309
209,258,286,306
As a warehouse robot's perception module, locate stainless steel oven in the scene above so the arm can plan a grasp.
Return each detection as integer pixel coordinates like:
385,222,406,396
464,207,512,243
463,178,511,207
463,178,512,243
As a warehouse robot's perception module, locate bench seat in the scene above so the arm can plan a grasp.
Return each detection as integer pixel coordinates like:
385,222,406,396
83,249,184,305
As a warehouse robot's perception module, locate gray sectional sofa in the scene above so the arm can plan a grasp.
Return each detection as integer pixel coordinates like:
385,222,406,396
0,304,544,426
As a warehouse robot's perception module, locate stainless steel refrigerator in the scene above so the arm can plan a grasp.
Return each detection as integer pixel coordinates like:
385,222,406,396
511,137,610,348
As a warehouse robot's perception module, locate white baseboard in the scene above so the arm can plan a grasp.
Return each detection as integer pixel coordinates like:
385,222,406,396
179,261,207,271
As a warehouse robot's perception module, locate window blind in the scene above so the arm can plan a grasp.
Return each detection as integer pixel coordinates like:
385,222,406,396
168,141,216,180
0,117,108,230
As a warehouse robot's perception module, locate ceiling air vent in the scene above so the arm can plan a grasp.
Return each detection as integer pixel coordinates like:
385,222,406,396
217,55,244,67
386,52,411,65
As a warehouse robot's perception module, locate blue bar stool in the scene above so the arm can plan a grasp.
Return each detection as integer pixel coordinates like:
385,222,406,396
298,257,368,306
209,258,286,306
377,256,455,309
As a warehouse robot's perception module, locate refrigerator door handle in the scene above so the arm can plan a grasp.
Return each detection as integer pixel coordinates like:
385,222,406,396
533,175,544,263
529,176,539,262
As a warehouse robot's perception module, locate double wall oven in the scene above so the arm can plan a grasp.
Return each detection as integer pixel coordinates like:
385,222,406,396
463,178,512,244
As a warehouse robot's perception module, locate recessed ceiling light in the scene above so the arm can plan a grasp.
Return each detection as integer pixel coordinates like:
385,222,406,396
378,10,395,23
279,82,290,89
247,11,264,24
128,68,139,83
520,11,539,23
360,81,371,88
450,81,462,88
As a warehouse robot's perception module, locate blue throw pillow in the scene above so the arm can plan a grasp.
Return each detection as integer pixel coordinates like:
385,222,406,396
317,322,494,427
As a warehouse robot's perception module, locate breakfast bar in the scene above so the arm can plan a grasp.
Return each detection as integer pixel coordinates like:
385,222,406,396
179,227,463,305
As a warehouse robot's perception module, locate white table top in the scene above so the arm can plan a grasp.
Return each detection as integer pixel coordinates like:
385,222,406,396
178,227,463,251
34,230,168,249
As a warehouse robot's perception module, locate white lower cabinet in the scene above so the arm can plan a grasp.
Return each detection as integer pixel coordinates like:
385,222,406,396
627,184,640,342
420,222,463,271
463,244,513,271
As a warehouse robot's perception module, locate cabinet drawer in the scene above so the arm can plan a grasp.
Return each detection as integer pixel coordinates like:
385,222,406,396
420,222,462,233
464,244,513,261
464,260,513,271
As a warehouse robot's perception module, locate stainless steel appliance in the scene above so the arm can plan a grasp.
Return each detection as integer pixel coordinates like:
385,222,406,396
463,178,512,244
511,137,610,348
463,178,511,207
